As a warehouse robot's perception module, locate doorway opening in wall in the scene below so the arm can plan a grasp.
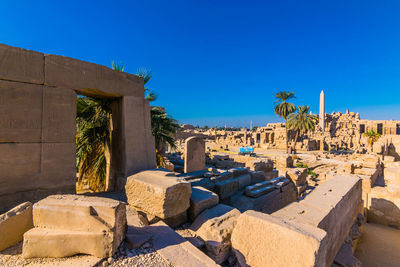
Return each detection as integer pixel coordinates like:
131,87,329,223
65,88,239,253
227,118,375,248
75,94,120,194
377,123,383,135
359,124,365,134
396,124,400,135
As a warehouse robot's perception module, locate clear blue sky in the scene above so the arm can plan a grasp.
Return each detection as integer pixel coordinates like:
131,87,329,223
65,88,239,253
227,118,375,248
1,0,400,127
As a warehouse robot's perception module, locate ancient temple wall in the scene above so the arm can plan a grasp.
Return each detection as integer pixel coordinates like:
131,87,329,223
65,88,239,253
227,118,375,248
0,44,155,211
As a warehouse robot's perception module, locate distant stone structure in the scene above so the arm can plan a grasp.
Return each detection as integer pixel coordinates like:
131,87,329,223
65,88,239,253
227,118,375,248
0,44,156,212
184,136,206,173
319,90,325,130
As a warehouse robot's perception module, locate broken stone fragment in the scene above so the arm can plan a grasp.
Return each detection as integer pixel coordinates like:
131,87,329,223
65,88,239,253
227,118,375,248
188,186,219,221
190,204,241,264
0,201,33,252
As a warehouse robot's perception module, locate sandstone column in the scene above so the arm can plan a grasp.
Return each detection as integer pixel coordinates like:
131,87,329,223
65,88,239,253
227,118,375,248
319,90,325,130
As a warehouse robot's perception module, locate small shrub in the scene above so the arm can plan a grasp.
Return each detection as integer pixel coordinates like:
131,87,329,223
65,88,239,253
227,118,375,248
296,162,308,168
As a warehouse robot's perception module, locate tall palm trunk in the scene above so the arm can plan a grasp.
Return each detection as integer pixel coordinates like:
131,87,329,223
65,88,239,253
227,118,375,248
284,117,289,153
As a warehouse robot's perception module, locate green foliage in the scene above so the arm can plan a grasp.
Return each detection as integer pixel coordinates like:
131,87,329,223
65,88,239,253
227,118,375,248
111,61,125,72
288,105,318,134
151,107,180,167
364,129,381,147
136,68,157,102
76,96,112,191
252,126,259,132
296,162,309,168
307,169,318,178
274,91,296,152
274,91,296,120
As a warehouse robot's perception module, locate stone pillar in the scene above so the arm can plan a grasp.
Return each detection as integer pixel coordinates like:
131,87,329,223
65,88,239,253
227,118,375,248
184,137,205,173
319,90,325,130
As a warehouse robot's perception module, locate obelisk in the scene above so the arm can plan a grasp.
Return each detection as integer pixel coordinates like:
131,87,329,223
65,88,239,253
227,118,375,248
319,90,325,130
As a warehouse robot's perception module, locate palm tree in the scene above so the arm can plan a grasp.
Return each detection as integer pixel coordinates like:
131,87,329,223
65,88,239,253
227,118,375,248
151,107,180,167
136,68,157,102
287,106,318,151
274,91,296,152
364,130,380,150
76,96,113,192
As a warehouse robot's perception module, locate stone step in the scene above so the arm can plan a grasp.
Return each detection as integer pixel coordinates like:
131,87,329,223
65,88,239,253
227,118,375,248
23,227,115,258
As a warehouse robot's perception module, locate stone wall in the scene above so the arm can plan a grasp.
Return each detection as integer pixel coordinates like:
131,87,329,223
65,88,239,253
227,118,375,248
0,44,155,211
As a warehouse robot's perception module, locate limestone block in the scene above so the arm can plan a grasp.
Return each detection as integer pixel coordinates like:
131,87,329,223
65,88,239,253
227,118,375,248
188,186,219,221
0,143,41,195
32,195,126,240
273,176,362,266
0,80,42,143
245,159,273,173
184,137,206,173
44,54,143,97
163,211,188,228
151,221,220,267
250,171,266,183
265,169,279,180
286,168,307,186
276,155,293,168
384,167,400,190
42,86,76,143
228,167,249,177
23,228,115,258
0,202,33,252
215,179,239,200
23,195,126,258
231,210,328,267
125,170,191,219
0,44,44,84
236,174,252,189
190,204,241,264
40,143,76,189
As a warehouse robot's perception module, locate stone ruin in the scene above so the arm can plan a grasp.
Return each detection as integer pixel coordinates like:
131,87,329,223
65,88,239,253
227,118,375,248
0,44,398,267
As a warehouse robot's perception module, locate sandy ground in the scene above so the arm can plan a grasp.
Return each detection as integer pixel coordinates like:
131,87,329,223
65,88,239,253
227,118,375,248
355,223,400,267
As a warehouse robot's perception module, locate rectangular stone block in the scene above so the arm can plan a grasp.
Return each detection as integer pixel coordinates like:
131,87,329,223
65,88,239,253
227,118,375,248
215,179,239,200
0,80,42,143
0,202,33,251
125,170,191,219
0,143,41,195
33,195,126,235
0,44,44,84
188,186,219,221
26,194,126,258
40,143,76,189
273,175,362,266
286,168,307,186
231,210,328,267
45,54,143,97
42,86,76,143
237,174,251,190
184,137,206,173
23,228,114,258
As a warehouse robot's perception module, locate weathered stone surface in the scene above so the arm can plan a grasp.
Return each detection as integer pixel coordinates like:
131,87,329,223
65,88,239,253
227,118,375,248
23,195,126,258
0,143,41,195
231,210,328,267
276,155,293,168
44,54,143,97
236,174,251,190
188,186,219,221
191,204,241,264
215,179,239,200
184,137,206,173
228,167,249,177
0,202,33,252
0,80,42,143
125,170,191,219
42,86,76,143
0,43,44,84
151,221,219,267
286,168,307,186
249,171,266,183
245,159,273,173
163,211,188,228
273,176,362,266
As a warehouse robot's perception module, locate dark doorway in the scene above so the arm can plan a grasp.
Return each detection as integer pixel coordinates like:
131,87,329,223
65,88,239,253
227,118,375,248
377,124,383,135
